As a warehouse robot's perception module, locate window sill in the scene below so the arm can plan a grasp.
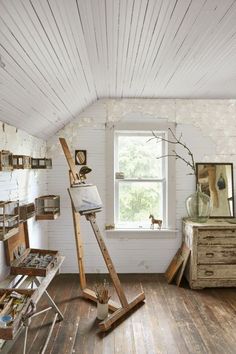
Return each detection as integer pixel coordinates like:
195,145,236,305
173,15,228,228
105,228,178,239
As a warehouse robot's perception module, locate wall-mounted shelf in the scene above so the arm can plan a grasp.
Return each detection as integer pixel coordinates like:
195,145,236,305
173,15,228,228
35,195,60,220
17,203,35,221
31,158,52,169
0,150,52,171
0,201,19,240
12,155,31,169
0,151,13,171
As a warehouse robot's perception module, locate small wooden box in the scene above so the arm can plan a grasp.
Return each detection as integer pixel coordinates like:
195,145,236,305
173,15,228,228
0,201,19,241
10,249,59,277
31,158,52,169
4,223,59,277
12,155,31,169
0,151,13,171
35,195,60,220
18,203,35,221
0,288,36,340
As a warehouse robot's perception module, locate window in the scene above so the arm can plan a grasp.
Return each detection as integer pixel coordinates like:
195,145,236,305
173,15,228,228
106,121,176,231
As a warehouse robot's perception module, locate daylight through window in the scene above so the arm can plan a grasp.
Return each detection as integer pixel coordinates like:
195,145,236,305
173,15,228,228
115,131,167,229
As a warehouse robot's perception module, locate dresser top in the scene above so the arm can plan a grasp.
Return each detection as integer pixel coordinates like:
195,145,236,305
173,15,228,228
183,218,236,228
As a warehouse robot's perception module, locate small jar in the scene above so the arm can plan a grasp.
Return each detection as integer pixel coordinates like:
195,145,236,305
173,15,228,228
97,302,108,320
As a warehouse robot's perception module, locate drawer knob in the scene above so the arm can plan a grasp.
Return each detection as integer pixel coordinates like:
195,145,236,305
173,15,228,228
205,270,214,276
206,252,214,258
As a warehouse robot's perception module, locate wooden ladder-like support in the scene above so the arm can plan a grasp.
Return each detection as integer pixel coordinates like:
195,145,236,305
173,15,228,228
59,138,145,331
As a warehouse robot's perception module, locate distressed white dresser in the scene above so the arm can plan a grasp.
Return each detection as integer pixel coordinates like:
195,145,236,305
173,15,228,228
183,218,236,289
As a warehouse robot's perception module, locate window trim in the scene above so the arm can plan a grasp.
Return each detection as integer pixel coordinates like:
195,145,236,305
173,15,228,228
106,120,176,232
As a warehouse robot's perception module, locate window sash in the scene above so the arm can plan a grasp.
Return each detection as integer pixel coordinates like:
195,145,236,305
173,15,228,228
115,131,166,180
115,179,166,228
114,130,167,228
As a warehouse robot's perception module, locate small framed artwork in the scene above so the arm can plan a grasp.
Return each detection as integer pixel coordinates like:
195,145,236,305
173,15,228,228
196,163,234,218
75,150,87,165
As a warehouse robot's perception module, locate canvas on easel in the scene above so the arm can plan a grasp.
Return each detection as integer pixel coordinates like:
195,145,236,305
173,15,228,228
68,184,102,214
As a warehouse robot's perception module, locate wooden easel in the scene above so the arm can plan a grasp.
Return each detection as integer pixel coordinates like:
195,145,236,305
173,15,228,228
59,138,145,331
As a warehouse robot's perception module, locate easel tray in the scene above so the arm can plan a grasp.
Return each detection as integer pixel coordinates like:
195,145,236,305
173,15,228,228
0,288,36,340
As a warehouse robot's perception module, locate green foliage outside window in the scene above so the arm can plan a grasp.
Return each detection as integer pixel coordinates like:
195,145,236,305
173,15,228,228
117,134,163,224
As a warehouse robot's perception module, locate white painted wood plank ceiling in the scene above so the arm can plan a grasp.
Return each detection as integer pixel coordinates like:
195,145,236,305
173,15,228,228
0,0,236,139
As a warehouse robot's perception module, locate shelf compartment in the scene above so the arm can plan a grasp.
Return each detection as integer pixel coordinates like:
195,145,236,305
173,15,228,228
31,158,52,169
0,201,19,241
17,203,35,222
12,155,31,169
0,151,13,171
35,195,60,220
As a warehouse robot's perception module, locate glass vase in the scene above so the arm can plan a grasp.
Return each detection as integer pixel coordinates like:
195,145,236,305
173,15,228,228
185,184,211,223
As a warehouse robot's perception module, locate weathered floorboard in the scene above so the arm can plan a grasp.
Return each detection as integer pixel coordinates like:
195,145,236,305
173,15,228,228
6,274,236,354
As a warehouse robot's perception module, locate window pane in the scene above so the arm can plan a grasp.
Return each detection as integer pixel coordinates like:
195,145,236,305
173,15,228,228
118,134,163,179
118,181,163,227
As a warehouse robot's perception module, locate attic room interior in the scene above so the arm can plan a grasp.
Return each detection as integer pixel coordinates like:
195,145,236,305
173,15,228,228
0,0,236,353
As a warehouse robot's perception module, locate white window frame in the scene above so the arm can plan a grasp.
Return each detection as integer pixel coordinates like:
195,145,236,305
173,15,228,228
106,120,176,235
114,130,167,229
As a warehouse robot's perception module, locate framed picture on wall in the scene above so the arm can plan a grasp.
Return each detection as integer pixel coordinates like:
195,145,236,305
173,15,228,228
75,150,87,165
196,163,234,218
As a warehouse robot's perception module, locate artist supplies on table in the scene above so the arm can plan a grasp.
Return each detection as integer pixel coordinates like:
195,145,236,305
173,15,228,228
4,222,59,277
0,289,35,340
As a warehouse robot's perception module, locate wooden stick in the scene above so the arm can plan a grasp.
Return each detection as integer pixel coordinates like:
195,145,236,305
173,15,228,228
0,298,13,316
59,138,79,183
0,293,7,305
82,288,119,312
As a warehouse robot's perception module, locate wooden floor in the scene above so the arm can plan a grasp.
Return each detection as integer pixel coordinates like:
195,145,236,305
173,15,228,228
7,274,236,354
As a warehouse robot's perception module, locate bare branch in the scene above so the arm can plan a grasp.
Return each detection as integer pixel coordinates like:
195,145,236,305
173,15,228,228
151,128,196,176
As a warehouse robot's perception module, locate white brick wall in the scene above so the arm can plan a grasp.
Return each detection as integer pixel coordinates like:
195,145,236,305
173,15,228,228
1,98,236,276
47,98,236,273
0,122,48,281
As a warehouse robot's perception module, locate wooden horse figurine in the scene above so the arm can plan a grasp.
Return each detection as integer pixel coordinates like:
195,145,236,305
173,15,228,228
149,214,162,229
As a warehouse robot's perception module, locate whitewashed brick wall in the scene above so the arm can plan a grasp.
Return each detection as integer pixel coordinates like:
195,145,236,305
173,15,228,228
0,122,48,281
47,98,236,273
1,99,236,276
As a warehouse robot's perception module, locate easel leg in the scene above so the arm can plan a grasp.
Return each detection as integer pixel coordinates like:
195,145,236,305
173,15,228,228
40,313,58,354
87,214,129,307
71,206,87,290
23,325,29,354
34,279,64,321
85,213,145,331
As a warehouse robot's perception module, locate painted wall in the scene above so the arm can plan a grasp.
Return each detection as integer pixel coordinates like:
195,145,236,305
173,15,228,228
0,122,48,281
47,98,236,273
2,98,235,277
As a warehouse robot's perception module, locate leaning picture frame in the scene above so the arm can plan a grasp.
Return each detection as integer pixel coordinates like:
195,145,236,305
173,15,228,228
196,163,234,218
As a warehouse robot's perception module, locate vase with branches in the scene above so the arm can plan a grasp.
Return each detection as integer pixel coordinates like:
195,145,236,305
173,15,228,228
150,128,211,222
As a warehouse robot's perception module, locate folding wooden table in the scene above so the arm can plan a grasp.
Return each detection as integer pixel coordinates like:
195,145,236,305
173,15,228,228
0,256,64,354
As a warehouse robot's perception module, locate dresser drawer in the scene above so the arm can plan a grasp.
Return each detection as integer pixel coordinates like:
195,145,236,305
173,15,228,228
197,265,236,279
198,229,236,245
198,245,236,264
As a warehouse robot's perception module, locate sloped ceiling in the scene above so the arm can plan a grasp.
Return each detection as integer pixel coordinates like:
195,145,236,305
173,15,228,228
0,0,236,139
